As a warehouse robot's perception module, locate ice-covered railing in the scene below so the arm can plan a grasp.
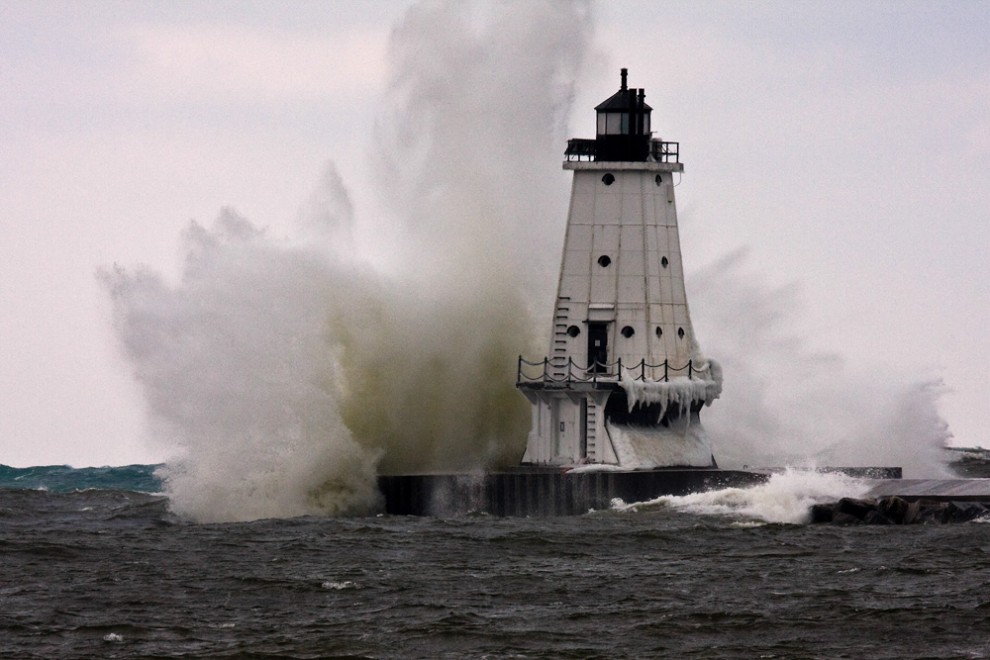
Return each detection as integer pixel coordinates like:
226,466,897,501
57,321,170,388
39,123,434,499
619,367,723,413
516,356,715,386
564,138,680,163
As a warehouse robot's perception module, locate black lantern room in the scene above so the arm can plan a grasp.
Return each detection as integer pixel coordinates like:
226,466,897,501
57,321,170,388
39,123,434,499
594,68,652,162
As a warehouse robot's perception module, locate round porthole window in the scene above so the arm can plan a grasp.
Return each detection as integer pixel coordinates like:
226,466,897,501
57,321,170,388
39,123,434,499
661,256,669,268
602,173,615,186
655,327,663,337
655,174,663,186
567,325,581,337
677,327,685,338
621,326,635,338
597,255,611,267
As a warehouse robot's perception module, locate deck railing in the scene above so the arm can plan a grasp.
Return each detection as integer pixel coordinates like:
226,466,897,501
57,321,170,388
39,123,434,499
651,139,679,163
517,356,710,386
564,138,680,164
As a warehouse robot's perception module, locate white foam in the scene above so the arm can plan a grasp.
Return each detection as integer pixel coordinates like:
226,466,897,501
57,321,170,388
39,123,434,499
613,468,871,524
566,464,628,474
322,580,358,590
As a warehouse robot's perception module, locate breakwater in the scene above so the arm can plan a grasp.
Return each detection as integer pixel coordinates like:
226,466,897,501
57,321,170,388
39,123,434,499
811,496,990,524
378,469,769,516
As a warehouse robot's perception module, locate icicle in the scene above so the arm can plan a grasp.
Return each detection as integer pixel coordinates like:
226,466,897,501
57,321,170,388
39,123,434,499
619,358,723,414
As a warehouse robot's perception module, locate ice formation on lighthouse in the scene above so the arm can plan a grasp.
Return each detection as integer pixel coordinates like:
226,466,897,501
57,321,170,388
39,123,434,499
619,359,723,422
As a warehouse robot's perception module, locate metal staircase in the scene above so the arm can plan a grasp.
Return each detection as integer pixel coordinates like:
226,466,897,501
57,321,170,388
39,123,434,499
585,398,598,460
551,296,570,380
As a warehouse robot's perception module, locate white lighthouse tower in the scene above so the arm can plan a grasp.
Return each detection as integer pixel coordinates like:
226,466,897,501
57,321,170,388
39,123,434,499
517,69,722,469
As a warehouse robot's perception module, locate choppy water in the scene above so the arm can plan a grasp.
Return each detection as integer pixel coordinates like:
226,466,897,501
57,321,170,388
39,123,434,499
2,465,990,658
0,464,162,494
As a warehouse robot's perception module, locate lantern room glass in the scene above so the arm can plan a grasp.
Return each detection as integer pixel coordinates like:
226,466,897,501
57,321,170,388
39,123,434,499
597,112,630,135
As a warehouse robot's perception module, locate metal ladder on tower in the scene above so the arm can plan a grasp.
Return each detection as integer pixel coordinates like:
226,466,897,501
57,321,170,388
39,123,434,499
585,398,598,461
551,296,571,380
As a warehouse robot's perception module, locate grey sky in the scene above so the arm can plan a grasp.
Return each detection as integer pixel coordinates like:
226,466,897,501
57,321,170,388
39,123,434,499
1,1,986,467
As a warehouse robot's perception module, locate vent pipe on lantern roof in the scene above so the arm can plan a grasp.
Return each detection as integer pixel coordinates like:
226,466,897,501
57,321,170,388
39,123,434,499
620,68,628,91
637,89,646,135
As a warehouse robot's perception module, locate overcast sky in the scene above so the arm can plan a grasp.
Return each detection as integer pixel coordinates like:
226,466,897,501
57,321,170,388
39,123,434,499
1,1,987,467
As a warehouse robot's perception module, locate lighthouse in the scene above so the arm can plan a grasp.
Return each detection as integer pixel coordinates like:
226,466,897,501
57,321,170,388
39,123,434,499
378,70,902,515
517,69,722,469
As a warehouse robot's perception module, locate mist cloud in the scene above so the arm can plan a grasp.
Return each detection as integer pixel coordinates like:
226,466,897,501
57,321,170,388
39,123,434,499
101,0,595,521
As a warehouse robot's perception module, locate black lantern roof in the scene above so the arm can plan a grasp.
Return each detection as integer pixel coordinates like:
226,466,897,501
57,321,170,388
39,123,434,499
595,68,653,113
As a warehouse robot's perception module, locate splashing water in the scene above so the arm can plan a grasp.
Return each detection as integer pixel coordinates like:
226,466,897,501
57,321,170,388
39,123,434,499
100,211,383,521
613,469,873,525
689,249,953,478
101,1,594,522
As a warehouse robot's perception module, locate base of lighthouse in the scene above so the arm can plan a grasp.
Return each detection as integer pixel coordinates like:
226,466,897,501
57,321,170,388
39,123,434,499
517,375,720,469
378,468,769,516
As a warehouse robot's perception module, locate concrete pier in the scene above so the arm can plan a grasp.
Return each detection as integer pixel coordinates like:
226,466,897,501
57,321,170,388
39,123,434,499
378,469,768,516
866,478,990,502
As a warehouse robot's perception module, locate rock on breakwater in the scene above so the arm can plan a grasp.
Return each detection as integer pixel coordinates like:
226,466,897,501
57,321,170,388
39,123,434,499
810,496,990,525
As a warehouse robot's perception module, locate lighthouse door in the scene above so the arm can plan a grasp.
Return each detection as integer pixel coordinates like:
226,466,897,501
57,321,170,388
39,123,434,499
587,322,609,373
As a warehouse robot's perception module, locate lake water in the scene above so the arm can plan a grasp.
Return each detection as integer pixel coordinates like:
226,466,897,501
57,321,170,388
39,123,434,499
2,464,989,658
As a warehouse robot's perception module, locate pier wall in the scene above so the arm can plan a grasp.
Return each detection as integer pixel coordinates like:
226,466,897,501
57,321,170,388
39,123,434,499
377,469,769,516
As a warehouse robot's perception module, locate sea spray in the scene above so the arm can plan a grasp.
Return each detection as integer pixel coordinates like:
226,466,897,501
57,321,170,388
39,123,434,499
100,210,382,522
688,249,953,477
613,469,873,524
330,286,534,473
373,0,592,308
101,0,595,521
329,0,594,473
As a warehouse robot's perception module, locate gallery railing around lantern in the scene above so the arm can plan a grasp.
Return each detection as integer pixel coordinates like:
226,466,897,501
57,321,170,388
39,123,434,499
516,356,711,387
563,138,680,163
